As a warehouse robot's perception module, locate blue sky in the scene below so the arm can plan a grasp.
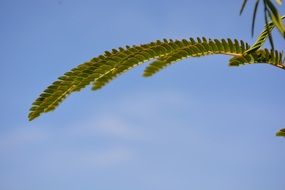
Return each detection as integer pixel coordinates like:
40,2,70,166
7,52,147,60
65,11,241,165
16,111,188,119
0,0,285,190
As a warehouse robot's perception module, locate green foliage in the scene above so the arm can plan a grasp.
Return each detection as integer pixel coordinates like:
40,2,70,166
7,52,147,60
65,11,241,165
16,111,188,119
240,0,285,48
28,38,285,121
144,38,249,77
229,49,285,68
29,0,285,137
265,0,285,36
245,15,285,54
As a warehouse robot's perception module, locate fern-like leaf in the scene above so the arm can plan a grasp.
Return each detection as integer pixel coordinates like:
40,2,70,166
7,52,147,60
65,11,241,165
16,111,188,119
143,38,249,77
29,39,197,120
29,37,285,121
91,39,180,90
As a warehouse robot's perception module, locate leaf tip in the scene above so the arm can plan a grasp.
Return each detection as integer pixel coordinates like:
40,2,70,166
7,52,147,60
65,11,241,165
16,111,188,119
142,72,153,77
276,128,285,137
28,112,38,121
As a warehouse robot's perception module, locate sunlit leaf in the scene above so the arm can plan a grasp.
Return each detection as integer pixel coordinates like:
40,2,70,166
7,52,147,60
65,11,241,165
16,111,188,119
29,37,285,120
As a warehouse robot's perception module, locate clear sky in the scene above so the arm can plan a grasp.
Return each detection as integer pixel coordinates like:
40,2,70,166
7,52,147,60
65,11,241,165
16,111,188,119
0,0,284,190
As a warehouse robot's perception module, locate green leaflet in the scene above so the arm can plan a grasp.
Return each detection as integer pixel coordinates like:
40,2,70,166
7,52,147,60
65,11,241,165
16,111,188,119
240,0,261,37
240,0,249,15
251,0,260,37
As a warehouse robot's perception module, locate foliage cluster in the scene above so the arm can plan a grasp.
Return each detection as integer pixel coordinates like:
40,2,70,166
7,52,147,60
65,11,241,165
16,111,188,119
29,1,285,137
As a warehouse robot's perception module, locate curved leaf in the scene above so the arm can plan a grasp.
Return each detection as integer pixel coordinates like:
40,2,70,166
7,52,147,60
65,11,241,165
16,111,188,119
240,0,249,15
29,37,285,121
143,38,249,77
29,39,199,120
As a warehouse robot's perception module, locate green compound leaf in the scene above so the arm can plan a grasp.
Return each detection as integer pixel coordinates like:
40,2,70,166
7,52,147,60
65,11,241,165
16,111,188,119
29,37,285,121
29,39,196,120
143,38,250,77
